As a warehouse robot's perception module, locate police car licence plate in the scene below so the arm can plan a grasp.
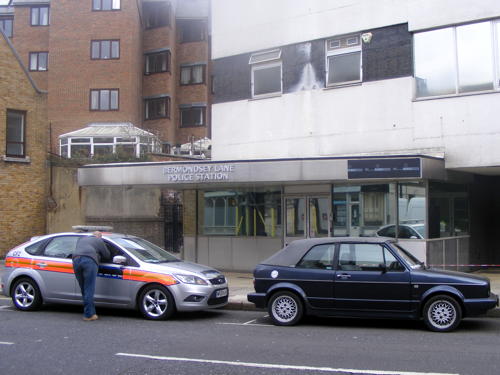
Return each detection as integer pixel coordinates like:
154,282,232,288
216,288,228,298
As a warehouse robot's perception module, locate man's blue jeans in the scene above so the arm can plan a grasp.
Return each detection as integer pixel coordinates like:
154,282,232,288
73,256,98,318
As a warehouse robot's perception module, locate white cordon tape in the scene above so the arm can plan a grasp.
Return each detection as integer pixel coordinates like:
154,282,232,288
428,264,500,267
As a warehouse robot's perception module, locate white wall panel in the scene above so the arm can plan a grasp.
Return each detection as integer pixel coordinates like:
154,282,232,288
213,77,500,170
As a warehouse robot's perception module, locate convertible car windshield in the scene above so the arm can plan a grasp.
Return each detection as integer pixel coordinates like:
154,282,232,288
393,243,424,269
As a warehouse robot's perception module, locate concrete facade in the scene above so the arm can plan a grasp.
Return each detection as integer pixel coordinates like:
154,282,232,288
0,28,48,257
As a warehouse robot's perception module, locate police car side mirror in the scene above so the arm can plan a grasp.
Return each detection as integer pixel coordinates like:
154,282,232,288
113,255,127,265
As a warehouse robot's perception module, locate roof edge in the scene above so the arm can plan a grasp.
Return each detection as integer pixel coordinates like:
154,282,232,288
0,28,46,95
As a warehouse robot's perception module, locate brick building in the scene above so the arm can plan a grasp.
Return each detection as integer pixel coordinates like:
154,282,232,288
0,27,48,256
1,0,210,157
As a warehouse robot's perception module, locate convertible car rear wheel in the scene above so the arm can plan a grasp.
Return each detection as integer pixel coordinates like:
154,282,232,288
423,295,462,332
268,291,303,326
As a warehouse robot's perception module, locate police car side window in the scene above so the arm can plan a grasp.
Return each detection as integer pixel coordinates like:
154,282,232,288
26,239,49,255
43,236,80,258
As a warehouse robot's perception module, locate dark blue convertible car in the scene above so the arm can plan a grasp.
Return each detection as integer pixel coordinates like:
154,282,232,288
248,237,498,332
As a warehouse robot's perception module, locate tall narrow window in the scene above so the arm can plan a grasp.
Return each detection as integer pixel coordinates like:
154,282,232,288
180,64,205,85
456,22,494,93
31,6,49,26
90,89,119,111
93,0,121,11
6,110,26,158
0,17,13,37
180,105,205,127
29,52,48,71
145,97,170,120
326,34,361,86
145,50,170,74
249,49,282,98
91,40,120,59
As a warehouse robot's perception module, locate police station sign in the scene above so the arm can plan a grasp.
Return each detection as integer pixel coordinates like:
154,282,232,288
163,163,236,182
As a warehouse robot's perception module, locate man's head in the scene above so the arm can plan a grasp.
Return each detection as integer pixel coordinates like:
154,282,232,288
93,231,102,238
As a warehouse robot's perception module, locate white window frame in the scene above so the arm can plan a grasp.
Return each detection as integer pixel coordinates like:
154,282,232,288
249,49,282,99
325,34,362,87
414,19,500,99
494,20,500,90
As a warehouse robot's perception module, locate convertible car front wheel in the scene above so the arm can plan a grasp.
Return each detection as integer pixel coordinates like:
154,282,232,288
423,295,462,332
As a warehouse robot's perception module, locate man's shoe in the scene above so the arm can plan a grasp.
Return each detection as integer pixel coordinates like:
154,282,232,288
83,314,98,321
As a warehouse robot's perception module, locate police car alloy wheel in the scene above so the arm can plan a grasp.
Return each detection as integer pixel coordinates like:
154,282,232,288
139,285,175,320
12,278,43,311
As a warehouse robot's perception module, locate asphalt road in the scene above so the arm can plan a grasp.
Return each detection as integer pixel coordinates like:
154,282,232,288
1,297,499,375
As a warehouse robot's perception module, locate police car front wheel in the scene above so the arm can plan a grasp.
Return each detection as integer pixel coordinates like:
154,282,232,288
138,284,175,320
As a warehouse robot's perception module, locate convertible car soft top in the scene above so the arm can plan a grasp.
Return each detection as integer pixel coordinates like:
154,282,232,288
261,237,396,267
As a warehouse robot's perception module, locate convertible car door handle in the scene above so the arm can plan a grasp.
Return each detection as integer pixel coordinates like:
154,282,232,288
337,273,351,280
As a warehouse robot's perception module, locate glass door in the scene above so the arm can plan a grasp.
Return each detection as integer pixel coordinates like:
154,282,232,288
333,191,360,237
285,196,330,243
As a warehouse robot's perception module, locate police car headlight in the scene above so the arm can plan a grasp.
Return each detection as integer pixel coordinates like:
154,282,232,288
175,274,208,285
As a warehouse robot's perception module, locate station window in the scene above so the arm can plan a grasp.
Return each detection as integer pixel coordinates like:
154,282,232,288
326,34,362,86
414,19,500,98
249,49,282,98
202,189,282,237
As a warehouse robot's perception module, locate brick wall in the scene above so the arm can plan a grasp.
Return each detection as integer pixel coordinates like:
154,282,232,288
46,0,143,153
0,33,48,257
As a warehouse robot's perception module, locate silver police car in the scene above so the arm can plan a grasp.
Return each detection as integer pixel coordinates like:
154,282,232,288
1,229,228,320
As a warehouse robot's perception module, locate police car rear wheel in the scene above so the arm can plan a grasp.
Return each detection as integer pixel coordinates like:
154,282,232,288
12,278,42,311
139,285,175,320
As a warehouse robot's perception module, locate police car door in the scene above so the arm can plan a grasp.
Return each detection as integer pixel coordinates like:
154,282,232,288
37,235,80,301
94,242,135,306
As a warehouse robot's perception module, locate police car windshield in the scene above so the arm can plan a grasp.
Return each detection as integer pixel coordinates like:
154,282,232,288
113,237,179,263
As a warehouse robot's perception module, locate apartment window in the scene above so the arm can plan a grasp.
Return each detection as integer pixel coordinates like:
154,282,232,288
180,105,205,127
326,34,361,86
6,110,26,158
179,19,206,43
145,50,170,74
90,89,119,111
92,0,121,11
180,64,205,85
145,96,170,120
415,20,500,98
249,49,282,98
0,17,13,37
91,40,120,59
143,1,170,29
31,6,49,26
29,52,48,71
